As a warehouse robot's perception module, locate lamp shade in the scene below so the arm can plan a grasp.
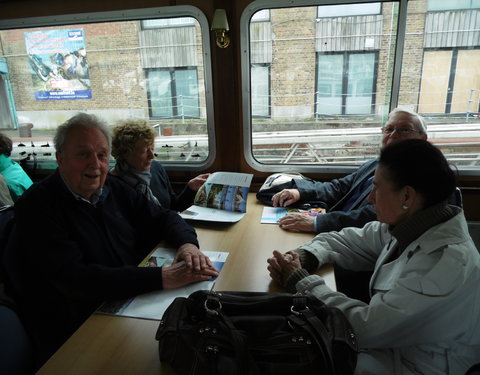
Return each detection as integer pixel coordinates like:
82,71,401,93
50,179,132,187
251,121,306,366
211,9,229,31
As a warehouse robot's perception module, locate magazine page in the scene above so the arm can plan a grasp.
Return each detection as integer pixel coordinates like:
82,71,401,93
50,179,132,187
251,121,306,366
97,248,228,320
180,171,253,222
261,206,326,224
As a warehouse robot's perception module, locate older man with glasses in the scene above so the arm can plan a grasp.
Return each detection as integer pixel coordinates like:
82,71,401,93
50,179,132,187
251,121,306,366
271,108,428,303
272,108,428,235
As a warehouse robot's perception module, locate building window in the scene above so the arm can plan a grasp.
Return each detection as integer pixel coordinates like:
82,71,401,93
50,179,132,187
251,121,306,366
251,64,270,117
316,52,377,115
428,0,480,11
317,3,381,17
147,68,200,119
418,49,480,114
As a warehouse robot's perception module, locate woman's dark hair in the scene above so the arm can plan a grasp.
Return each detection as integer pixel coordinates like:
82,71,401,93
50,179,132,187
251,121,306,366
0,132,13,156
379,139,456,208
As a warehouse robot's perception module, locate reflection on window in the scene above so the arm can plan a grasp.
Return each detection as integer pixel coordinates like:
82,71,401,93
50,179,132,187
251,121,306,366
0,13,211,167
246,0,480,170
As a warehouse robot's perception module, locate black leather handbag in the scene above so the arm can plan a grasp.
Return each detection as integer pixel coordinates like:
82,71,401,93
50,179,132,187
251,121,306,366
156,290,357,375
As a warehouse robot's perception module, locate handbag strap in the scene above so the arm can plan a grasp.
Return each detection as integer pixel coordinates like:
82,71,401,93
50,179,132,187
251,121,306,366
209,311,261,375
289,309,336,374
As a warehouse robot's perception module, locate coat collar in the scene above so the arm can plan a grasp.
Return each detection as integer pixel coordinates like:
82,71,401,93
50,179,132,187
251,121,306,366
370,211,471,294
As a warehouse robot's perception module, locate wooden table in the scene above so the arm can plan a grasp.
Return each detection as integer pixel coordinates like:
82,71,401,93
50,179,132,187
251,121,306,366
36,194,335,375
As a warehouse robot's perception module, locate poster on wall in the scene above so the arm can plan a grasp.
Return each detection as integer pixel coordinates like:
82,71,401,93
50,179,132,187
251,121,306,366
24,29,92,100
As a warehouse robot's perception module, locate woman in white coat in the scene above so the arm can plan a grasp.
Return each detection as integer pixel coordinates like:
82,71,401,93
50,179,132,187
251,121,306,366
268,139,480,374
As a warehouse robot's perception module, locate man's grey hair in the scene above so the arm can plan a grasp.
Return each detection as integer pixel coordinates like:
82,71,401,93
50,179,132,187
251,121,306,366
54,113,112,153
387,108,428,135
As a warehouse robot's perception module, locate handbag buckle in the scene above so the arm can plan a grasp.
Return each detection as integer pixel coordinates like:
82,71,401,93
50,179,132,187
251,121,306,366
290,305,310,316
204,296,222,315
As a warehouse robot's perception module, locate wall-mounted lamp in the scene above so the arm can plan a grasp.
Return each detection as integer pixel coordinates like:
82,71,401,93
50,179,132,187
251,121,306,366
211,9,230,48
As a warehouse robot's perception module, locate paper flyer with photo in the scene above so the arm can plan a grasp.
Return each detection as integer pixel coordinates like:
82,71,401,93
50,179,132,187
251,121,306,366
97,248,228,320
180,171,253,222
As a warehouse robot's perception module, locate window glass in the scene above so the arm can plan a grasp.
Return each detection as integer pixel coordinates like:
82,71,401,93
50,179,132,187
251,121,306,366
346,53,376,115
244,0,480,171
147,68,200,119
147,69,174,118
246,2,396,168
398,0,480,168
174,68,200,119
0,9,212,168
252,10,271,22
316,54,344,115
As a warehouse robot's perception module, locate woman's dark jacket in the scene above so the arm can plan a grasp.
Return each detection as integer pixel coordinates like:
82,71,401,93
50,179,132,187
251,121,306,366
150,160,196,211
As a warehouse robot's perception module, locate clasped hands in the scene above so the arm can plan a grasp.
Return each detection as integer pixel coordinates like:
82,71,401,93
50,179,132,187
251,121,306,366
162,243,219,289
267,250,301,287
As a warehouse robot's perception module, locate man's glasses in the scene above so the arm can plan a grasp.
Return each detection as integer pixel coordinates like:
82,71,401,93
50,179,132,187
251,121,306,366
382,127,419,135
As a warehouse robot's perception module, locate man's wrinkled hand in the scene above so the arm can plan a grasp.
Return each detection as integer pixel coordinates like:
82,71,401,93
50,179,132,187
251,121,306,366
162,261,218,289
272,189,300,207
278,213,315,233
175,243,213,271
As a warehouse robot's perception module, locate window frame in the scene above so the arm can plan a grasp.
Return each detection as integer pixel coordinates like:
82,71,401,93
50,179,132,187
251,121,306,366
0,5,216,172
241,0,411,175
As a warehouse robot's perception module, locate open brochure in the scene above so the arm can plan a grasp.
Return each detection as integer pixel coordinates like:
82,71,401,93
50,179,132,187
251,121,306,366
180,171,253,222
97,247,228,320
260,206,326,224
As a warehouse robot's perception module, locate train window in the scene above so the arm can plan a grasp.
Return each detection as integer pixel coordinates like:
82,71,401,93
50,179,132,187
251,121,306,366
242,0,480,174
0,6,215,170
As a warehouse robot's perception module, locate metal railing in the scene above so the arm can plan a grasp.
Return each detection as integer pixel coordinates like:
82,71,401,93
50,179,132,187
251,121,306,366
10,123,480,168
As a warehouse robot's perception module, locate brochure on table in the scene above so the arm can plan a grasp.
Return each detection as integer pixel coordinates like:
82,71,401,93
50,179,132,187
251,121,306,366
97,247,228,320
261,206,326,224
180,171,254,222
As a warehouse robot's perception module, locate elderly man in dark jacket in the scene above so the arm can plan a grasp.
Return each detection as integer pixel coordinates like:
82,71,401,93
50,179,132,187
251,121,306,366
4,113,217,369
272,108,428,234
